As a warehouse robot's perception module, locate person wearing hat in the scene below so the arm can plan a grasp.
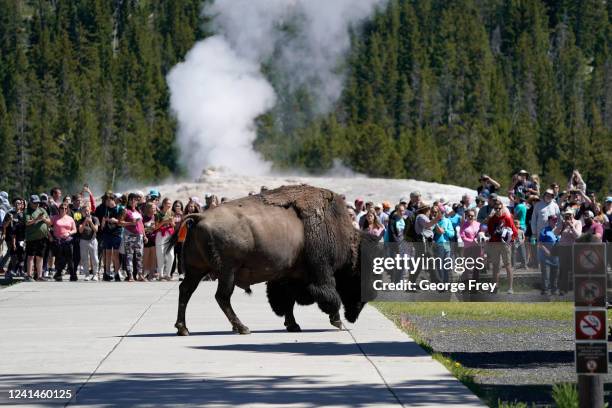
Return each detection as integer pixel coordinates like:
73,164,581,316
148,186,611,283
24,195,52,281
553,208,581,295
374,203,389,229
537,215,560,295
477,175,500,199
530,188,560,238
580,210,603,241
477,193,498,223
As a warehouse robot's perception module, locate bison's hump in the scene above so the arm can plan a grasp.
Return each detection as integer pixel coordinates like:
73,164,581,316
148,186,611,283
260,184,337,217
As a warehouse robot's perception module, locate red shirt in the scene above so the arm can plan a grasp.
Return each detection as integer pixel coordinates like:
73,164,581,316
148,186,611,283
487,212,518,242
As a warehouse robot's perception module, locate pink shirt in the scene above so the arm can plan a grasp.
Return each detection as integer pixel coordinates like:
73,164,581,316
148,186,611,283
460,221,481,248
124,209,145,235
52,215,76,239
554,219,582,244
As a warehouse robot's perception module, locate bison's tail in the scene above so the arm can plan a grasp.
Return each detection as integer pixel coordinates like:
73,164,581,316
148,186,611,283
165,214,200,255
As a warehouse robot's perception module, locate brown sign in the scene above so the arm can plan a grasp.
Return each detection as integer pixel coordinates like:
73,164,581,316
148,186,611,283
576,342,608,374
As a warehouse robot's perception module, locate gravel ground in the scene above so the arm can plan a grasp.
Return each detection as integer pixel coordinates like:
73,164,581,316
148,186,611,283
401,314,612,406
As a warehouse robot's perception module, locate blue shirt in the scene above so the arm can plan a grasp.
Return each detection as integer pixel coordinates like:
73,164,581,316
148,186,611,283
434,217,455,244
538,225,559,265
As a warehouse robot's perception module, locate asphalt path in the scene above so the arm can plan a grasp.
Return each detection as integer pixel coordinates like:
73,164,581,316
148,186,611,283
0,282,483,407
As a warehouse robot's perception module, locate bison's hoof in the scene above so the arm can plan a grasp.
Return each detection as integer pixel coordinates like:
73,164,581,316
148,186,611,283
175,323,190,336
232,325,251,335
330,320,344,330
285,323,302,332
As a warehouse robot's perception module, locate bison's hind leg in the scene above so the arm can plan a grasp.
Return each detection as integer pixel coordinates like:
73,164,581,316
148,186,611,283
175,268,205,336
267,279,301,332
215,269,250,334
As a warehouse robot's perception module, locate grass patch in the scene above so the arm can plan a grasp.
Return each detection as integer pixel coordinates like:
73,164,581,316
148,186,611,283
374,302,574,407
374,301,572,321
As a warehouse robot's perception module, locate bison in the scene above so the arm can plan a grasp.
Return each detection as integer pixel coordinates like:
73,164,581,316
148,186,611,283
166,185,370,335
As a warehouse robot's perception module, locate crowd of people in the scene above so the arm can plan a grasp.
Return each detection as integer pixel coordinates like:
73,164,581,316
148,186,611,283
0,169,610,296
347,169,611,295
0,185,223,283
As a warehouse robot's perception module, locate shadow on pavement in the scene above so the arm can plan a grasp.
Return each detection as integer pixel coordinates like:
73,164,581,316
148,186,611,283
191,340,427,357
0,373,482,407
448,350,574,369
118,328,339,338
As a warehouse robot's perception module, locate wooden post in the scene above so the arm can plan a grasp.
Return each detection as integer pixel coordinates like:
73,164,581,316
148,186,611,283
578,375,604,408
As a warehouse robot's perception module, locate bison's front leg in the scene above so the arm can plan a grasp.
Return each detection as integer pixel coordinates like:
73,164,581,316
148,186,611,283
215,272,250,334
175,270,202,336
329,311,344,330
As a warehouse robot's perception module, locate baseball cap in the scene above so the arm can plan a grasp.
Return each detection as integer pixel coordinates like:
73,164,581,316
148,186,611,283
489,193,498,201
40,193,48,202
606,196,612,203
382,201,391,209
518,169,529,175
544,189,555,196
399,197,408,204
584,211,594,219
30,194,41,203
374,203,382,209
563,209,574,216
410,191,421,198
355,198,364,204
149,189,160,198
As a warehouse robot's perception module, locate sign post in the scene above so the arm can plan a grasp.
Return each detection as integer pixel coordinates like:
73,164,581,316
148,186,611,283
573,243,607,408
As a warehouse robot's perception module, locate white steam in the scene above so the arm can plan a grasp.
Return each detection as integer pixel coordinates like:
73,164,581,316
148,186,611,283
167,0,385,177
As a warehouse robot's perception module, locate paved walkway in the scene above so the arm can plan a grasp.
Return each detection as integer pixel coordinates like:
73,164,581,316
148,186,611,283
0,282,483,407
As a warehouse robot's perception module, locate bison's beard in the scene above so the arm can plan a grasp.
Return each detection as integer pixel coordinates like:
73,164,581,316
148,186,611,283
336,267,365,323
344,301,366,323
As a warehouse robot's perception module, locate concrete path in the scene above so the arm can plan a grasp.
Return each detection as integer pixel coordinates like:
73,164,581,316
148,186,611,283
0,282,483,407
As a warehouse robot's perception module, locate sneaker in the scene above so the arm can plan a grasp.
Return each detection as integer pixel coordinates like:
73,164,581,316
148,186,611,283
179,273,184,281
506,289,514,295
54,274,62,282
24,275,32,282
102,273,113,282
84,274,91,281
114,273,122,282
91,274,99,281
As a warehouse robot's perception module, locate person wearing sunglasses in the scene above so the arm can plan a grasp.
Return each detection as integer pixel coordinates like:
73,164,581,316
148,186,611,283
460,209,482,283
50,204,77,281
487,200,518,294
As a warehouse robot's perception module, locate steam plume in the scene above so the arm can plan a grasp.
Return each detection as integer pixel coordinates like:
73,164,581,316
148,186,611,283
167,0,385,177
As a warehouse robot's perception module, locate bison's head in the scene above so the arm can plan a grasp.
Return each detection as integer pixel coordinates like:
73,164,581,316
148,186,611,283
337,231,382,323
336,269,366,323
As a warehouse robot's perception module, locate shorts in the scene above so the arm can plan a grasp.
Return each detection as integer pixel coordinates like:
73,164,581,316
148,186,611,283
26,238,47,257
102,234,122,250
487,243,511,267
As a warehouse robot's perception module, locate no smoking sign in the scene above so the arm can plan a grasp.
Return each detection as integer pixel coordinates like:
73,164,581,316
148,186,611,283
575,310,607,340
